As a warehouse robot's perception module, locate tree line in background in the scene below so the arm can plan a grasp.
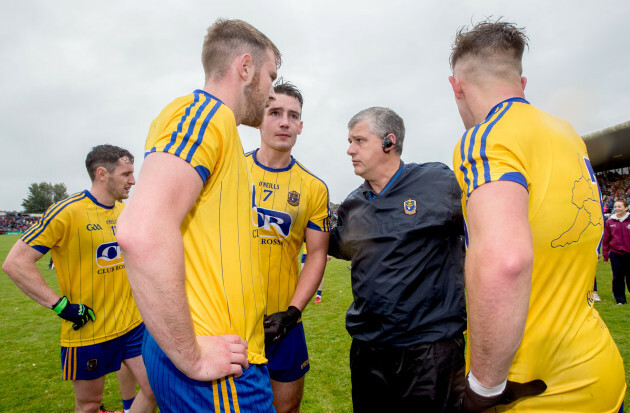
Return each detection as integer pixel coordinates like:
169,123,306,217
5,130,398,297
21,182,68,214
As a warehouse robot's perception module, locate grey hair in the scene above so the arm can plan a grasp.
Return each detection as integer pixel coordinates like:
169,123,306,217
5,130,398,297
347,107,405,155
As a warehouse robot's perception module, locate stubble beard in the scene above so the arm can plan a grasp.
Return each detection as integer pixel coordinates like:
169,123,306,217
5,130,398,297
240,73,267,127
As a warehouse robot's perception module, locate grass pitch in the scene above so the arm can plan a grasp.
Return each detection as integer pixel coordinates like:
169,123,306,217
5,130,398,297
0,234,627,412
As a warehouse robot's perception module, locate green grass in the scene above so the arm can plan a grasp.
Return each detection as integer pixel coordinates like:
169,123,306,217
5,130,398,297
0,234,628,411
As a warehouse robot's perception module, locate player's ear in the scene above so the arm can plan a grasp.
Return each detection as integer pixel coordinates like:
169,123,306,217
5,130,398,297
521,76,527,91
95,166,108,182
449,76,464,99
237,54,254,81
297,121,303,135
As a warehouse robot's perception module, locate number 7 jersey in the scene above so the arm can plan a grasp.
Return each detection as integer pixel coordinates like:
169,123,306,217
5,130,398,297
246,149,330,314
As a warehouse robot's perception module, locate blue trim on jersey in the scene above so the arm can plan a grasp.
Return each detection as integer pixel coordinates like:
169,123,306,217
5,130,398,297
22,191,87,244
32,245,49,254
466,124,482,193
251,148,296,172
187,99,222,163
144,147,156,158
307,221,324,231
498,171,528,191
195,165,211,182
84,190,115,209
478,101,513,185
175,93,212,157
165,92,199,153
459,129,473,197
485,97,530,120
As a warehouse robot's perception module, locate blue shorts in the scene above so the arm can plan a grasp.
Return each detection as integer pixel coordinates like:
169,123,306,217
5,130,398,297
143,329,274,412
301,253,307,264
266,321,310,382
60,323,145,381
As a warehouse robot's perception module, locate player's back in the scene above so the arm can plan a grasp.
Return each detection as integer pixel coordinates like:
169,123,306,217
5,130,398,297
455,99,625,411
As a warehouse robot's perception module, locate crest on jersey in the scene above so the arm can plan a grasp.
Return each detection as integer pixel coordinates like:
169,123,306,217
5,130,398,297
288,191,300,206
404,199,417,215
96,242,124,268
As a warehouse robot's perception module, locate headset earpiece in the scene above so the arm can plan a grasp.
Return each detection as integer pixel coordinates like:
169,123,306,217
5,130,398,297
382,135,394,152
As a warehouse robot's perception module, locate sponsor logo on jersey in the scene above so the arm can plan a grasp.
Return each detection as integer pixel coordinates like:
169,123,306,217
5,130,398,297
288,191,300,206
86,224,103,231
252,186,293,239
404,199,417,215
96,241,125,268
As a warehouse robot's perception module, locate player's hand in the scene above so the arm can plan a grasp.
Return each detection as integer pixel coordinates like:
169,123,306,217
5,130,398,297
459,375,547,412
52,296,96,330
185,335,249,381
264,306,301,345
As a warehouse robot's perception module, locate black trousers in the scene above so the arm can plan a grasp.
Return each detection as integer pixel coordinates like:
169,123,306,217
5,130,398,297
350,334,465,413
610,251,630,304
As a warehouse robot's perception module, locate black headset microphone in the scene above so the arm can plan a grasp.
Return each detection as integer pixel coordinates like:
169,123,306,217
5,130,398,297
382,134,394,152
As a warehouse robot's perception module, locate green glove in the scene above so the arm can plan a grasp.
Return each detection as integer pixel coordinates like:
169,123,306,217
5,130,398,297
52,296,96,330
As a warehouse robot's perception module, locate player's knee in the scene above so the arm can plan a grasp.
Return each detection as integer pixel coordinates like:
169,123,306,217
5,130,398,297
75,397,103,413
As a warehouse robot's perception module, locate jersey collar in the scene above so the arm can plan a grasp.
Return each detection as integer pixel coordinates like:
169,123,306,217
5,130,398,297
252,148,296,172
486,97,530,120
84,190,116,209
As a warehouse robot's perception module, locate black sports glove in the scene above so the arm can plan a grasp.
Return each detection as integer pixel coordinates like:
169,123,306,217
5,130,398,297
459,375,547,412
52,296,96,330
263,306,301,345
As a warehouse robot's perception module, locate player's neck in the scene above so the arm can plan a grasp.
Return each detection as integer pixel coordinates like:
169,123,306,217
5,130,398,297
89,185,116,207
256,146,292,169
475,86,525,124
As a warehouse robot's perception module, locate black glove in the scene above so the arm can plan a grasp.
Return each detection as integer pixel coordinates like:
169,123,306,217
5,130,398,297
263,306,301,345
52,296,96,330
460,374,547,412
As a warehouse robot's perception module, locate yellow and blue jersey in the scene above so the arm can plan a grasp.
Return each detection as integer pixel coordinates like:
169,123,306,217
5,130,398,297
453,97,626,411
245,149,330,314
21,191,142,347
145,89,266,364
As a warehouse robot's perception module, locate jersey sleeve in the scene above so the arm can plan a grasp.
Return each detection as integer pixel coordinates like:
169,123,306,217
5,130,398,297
20,199,70,254
306,181,331,232
144,93,226,184
453,123,530,198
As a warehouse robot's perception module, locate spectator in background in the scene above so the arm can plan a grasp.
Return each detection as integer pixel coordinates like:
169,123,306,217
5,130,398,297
602,200,630,305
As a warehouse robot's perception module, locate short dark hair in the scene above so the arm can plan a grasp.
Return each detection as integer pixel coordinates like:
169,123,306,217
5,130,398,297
450,19,528,72
348,107,405,155
85,145,134,181
202,18,281,81
274,78,303,108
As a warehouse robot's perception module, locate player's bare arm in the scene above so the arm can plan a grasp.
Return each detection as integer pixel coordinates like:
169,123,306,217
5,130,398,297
290,229,329,311
117,152,249,381
465,180,533,387
3,240,60,307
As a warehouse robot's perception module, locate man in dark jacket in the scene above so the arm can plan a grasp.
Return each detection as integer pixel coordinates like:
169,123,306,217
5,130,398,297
329,107,466,412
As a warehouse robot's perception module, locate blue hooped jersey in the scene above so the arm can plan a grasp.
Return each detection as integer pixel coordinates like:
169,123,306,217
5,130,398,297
453,98,626,411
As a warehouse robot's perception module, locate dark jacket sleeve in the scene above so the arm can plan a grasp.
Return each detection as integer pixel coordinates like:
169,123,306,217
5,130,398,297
328,202,352,260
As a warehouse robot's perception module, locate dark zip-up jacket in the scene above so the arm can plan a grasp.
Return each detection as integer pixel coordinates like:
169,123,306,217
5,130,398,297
329,161,466,346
